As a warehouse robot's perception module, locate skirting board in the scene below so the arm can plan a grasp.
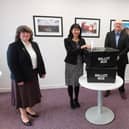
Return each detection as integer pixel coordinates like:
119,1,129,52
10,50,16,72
0,84,66,93
0,81,129,93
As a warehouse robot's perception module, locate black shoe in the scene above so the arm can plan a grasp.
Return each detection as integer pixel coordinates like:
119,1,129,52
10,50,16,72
70,100,76,109
104,90,111,97
26,112,39,118
74,99,80,108
21,118,32,126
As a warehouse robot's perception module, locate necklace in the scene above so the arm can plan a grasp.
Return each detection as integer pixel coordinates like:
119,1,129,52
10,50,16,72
72,38,79,43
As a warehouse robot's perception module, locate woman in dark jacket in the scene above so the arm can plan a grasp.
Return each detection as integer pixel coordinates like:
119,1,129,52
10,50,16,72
64,24,90,109
7,25,46,126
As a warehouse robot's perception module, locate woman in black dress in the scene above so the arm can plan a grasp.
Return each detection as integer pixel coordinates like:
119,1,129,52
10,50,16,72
64,24,90,109
7,25,46,126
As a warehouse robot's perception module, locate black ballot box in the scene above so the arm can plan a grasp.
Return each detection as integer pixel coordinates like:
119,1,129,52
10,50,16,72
86,67,117,83
84,47,119,67
84,47,119,83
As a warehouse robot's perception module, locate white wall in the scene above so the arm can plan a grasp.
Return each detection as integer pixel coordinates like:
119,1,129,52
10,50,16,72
0,0,129,92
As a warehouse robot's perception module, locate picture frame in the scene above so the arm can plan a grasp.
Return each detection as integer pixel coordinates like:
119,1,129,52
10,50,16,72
33,16,63,37
110,19,129,31
75,17,100,38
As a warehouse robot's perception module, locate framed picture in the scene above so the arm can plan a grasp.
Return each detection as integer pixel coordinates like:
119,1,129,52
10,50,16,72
110,19,129,31
33,16,63,37
75,17,100,38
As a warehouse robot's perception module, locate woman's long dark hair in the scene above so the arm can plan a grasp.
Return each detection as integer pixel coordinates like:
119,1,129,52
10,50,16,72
68,23,82,39
15,25,33,42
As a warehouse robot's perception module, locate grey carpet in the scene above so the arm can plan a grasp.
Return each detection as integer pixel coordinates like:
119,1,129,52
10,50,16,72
0,85,129,129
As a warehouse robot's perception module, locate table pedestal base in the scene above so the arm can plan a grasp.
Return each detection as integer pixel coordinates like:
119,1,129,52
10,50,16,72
85,106,114,125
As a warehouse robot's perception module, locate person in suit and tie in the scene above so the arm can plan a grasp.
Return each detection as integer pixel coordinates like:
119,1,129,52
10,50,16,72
7,25,46,126
104,20,129,99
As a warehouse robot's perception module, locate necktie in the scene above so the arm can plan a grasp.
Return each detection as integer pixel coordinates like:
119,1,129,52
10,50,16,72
115,32,120,47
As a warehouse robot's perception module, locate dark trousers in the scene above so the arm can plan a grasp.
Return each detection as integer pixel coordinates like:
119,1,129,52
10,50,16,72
67,85,80,101
117,63,126,92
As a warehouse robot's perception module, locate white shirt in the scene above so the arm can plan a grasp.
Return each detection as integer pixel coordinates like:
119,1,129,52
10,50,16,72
22,41,37,69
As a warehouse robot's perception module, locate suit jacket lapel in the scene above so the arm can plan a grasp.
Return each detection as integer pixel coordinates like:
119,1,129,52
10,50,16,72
112,31,117,48
31,43,39,56
18,40,31,59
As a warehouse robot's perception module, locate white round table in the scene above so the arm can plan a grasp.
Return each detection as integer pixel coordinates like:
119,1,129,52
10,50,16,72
79,75,123,125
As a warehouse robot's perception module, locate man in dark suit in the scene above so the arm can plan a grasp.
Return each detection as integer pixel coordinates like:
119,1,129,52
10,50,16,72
104,20,129,99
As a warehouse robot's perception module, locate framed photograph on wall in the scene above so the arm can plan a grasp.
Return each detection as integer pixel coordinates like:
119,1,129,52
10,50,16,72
75,17,100,38
33,16,63,37
110,19,129,31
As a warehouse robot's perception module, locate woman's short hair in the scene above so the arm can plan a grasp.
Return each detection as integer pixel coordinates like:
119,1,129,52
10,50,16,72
15,25,33,42
68,23,82,39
